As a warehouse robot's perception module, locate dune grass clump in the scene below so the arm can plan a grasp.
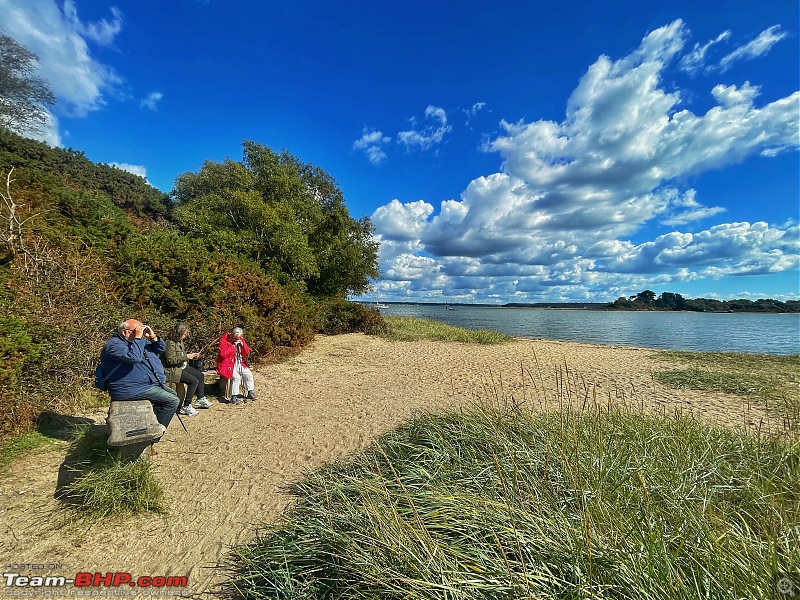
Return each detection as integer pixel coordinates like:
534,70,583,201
63,458,165,520
60,424,165,520
226,406,799,599
381,316,513,344
654,351,800,426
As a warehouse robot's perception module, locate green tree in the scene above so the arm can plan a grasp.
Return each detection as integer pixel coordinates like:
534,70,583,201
632,289,656,304
610,296,633,309
0,33,55,137
172,141,379,298
656,291,686,310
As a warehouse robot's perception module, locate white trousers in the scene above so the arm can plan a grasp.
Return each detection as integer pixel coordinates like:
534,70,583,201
231,364,254,396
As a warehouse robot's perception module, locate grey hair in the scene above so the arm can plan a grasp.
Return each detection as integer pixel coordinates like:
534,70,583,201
170,322,191,342
232,327,244,337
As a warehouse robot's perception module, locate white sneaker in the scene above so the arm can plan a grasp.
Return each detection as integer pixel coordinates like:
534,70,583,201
178,405,198,416
195,397,213,409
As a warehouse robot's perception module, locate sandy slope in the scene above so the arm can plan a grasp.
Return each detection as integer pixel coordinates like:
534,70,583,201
0,334,777,598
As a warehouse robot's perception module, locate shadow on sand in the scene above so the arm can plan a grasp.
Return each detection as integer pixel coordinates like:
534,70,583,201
36,411,113,502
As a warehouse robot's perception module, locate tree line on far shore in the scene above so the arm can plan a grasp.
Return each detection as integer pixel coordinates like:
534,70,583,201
607,290,799,313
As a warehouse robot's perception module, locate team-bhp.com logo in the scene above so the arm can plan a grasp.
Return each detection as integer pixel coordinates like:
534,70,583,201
4,572,188,589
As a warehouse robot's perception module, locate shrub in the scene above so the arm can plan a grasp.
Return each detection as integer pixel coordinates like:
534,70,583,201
0,311,41,436
319,298,386,335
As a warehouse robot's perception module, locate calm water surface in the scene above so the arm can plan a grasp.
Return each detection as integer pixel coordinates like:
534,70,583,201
377,304,800,355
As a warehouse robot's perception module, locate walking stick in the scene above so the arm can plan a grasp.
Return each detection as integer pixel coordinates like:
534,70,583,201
173,403,188,432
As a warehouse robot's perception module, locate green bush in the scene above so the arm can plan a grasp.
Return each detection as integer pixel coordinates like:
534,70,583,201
116,229,226,317
0,311,41,436
0,130,379,441
217,267,318,355
319,298,386,335
53,186,132,248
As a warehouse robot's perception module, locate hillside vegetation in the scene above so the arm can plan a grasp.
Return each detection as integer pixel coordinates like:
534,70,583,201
0,130,383,440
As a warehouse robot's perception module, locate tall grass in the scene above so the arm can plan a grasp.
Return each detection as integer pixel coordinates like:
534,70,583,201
59,424,165,520
653,351,800,428
381,316,513,344
225,404,799,599
63,459,166,520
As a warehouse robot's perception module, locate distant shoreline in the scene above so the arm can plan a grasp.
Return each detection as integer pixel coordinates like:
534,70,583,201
362,300,800,314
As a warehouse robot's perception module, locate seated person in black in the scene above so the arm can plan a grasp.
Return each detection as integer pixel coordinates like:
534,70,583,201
163,322,213,415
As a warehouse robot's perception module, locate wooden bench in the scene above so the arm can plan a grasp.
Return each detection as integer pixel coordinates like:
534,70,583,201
106,400,163,460
219,377,246,401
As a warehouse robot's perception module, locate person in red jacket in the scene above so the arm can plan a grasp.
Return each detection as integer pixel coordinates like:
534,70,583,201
216,327,256,404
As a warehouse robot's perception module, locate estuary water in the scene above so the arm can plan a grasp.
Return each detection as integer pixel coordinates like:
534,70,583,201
376,304,800,355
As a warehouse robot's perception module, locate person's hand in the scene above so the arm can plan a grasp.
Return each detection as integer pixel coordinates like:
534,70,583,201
188,352,199,359
134,325,145,339
142,325,157,341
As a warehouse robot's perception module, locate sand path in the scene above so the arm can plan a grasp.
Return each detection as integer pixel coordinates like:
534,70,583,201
0,334,776,597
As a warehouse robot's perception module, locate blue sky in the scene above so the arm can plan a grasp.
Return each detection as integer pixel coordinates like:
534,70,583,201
2,0,798,304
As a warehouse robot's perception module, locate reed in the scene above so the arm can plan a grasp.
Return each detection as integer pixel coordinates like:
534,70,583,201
225,399,799,599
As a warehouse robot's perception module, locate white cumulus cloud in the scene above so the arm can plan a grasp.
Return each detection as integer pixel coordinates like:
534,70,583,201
370,20,799,303
0,0,124,143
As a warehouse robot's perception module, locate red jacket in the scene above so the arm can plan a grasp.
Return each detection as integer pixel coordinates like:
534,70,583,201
216,333,251,379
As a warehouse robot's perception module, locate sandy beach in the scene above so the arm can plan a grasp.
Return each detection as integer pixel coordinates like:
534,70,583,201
0,334,778,597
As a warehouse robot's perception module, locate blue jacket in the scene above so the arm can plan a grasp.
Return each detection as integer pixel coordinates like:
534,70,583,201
99,331,168,400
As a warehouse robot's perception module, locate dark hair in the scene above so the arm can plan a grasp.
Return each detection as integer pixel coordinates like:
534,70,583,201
169,322,191,342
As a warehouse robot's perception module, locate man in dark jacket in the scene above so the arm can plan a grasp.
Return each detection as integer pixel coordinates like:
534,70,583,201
99,318,180,430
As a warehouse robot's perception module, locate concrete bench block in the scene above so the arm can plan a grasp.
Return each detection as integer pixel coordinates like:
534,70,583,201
106,400,162,452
